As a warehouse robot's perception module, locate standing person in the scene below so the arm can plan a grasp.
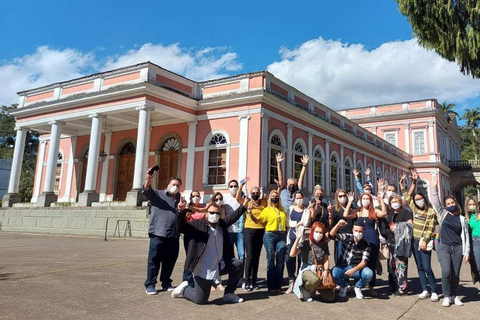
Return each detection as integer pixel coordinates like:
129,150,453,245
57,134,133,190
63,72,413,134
332,190,356,263
276,153,309,212
465,195,480,284
431,178,470,307
290,222,335,302
248,190,287,293
171,199,248,304
330,219,374,299
143,169,182,295
400,171,438,301
224,179,244,261
242,186,267,291
285,191,314,293
310,185,330,229
183,190,205,285
384,195,413,296
345,180,387,297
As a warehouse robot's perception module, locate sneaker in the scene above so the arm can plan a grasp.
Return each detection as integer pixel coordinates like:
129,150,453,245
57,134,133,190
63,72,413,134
430,293,439,302
307,297,313,302
161,286,175,292
419,290,430,299
339,286,347,298
393,290,405,297
354,287,364,299
286,280,294,294
171,281,189,298
442,297,451,307
453,296,464,306
145,286,158,295
223,293,244,303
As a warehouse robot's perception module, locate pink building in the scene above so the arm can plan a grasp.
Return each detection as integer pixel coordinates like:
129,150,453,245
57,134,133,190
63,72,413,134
3,62,443,208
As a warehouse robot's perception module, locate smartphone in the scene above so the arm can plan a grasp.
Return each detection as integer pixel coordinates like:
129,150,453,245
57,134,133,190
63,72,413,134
148,165,160,175
240,177,250,184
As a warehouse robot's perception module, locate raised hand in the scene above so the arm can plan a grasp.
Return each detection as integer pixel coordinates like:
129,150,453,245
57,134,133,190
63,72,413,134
337,219,347,227
353,168,360,178
432,174,438,189
411,168,419,181
178,196,187,211
365,167,371,176
399,174,407,183
276,153,284,163
327,201,333,213
347,191,354,203
301,154,310,165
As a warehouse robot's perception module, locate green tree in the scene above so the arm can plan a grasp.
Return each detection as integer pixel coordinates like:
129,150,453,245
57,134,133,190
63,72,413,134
438,101,458,118
461,107,480,160
396,0,480,78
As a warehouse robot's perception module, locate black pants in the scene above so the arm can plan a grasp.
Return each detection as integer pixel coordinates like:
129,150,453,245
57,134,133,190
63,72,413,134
243,228,264,286
144,234,179,288
183,258,243,304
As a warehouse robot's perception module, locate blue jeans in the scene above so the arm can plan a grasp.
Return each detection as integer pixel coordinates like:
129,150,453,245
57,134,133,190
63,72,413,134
263,232,286,291
412,239,437,294
144,234,179,288
473,237,480,272
285,241,301,279
332,265,374,288
229,232,244,260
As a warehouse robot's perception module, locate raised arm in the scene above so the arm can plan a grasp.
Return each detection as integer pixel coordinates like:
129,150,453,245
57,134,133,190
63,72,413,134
289,228,304,258
431,174,441,212
365,167,372,185
329,219,347,238
223,197,249,227
236,180,246,203
142,167,156,200
297,154,309,190
353,169,364,194
408,169,418,198
344,192,358,219
276,153,285,188
377,187,387,218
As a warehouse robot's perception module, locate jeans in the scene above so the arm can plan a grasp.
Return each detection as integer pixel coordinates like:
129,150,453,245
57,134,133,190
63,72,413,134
412,239,437,294
244,228,264,286
229,232,244,260
285,241,302,279
263,231,286,291
473,237,480,272
437,243,463,298
144,234,179,288
367,243,379,287
332,265,374,288
182,258,243,304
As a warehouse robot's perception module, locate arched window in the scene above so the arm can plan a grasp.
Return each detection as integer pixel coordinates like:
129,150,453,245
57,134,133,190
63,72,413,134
391,172,397,190
313,146,324,187
384,170,389,182
269,131,286,185
206,132,229,185
330,152,339,195
344,157,353,192
293,139,306,178
356,160,364,185
54,151,64,193
376,166,382,178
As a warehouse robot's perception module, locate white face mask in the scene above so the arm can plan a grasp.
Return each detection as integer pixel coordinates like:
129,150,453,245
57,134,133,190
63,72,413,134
415,199,425,208
338,197,347,204
208,213,220,224
386,191,394,198
361,199,370,208
229,187,238,195
364,189,372,194
313,232,323,242
470,205,476,212
383,197,389,205
353,231,363,241
391,202,401,210
295,199,304,206
215,199,223,206
169,186,179,194
192,195,201,204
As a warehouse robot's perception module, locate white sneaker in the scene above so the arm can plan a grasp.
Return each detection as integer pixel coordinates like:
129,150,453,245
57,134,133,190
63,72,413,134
419,290,430,299
171,281,189,298
453,296,464,306
442,297,451,307
338,286,347,298
354,287,364,299
307,297,313,302
430,293,439,302
223,293,244,303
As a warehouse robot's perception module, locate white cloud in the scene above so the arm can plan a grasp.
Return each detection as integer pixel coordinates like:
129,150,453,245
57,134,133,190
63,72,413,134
0,43,242,106
266,38,480,110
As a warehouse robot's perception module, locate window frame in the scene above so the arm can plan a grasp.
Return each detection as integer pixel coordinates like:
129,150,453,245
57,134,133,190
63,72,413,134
330,151,339,195
313,145,324,188
268,130,286,188
203,131,230,187
54,150,64,195
293,138,307,179
383,131,398,147
344,156,353,192
412,129,427,155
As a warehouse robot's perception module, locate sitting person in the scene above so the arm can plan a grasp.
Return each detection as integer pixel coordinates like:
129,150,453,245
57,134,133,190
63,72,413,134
330,219,373,299
171,198,248,304
289,222,335,302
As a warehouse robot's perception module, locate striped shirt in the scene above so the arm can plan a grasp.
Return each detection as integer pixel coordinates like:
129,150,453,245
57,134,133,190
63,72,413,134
403,191,437,242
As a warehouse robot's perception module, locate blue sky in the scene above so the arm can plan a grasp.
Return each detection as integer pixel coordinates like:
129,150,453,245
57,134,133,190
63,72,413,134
1,0,479,121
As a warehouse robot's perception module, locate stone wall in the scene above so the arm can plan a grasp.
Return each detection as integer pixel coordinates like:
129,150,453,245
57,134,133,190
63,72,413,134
0,206,150,238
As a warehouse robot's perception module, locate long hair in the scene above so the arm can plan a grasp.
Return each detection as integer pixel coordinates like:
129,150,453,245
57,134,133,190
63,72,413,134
309,222,329,246
389,194,404,209
208,192,223,205
443,195,462,216
267,190,285,212
334,188,347,211
465,195,480,221
412,191,432,210
189,190,201,206
360,192,377,220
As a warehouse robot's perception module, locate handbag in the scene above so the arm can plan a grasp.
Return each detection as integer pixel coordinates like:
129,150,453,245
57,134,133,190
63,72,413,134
419,213,434,251
311,245,335,290
379,243,390,260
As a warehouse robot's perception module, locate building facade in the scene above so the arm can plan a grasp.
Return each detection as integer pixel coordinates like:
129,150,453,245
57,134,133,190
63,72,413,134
3,62,452,208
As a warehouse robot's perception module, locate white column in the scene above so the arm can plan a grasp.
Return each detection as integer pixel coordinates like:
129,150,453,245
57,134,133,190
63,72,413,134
238,115,251,180
404,124,410,153
260,114,270,191
307,132,313,195
7,127,27,194
325,139,330,196
84,115,103,192
185,121,198,193
132,106,153,190
63,136,77,202
99,131,112,202
43,121,64,193
286,123,294,179
352,151,357,196
32,140,46,202
373,160,377,188
428,121,435,158
340,145,345,189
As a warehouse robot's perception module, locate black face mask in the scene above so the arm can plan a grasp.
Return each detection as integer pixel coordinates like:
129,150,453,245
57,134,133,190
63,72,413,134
287,185,297,193
251,194,260,201
316,195,323,201
271,198,279,204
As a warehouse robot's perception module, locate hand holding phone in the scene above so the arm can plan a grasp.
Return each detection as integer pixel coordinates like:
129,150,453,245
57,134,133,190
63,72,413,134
148,165,160,175
240,177,250,184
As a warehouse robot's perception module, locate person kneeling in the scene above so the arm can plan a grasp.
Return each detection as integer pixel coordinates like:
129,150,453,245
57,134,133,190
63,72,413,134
171,198,248,304
330,220,373,299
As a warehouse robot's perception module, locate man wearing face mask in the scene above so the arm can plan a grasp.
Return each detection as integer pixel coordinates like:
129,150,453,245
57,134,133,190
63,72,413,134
143,169,183,295
172,198,248,304
330,220,373,299
275,153,309,213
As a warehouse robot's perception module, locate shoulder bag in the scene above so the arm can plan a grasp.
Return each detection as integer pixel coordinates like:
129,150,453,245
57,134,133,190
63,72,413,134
311,245,335,290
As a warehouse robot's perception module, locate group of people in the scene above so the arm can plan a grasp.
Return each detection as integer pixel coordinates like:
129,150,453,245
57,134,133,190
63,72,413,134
142,153,480,307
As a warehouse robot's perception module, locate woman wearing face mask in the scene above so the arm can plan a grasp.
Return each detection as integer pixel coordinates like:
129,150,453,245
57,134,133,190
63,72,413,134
384,195,413,295
290,222,334,302
400,170,438,301
242,186,268,291
346,180,387,297
285,192,314,293
430,177,470,307
183,191,205,284
248,190,287,292
465,196,480,285
310,185,329,228
332,190,356,264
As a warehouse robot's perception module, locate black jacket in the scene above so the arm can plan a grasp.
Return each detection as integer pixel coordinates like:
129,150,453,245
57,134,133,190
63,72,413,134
179,205,246,273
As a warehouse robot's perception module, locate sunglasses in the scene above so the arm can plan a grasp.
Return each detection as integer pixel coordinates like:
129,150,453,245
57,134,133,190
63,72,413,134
208,211,221,215
191,195,200,198
251,193,260,195
338,195,346,198
216,198,223,201
229,185,238,188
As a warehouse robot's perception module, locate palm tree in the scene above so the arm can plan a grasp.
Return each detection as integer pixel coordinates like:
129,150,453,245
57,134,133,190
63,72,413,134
461,107,480,160
439,101,458,121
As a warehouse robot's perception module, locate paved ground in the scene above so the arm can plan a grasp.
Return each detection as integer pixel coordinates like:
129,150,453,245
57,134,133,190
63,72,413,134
1,232,479,320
